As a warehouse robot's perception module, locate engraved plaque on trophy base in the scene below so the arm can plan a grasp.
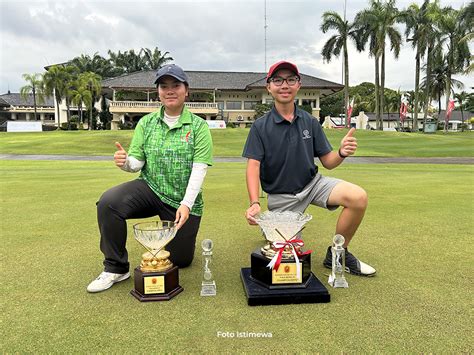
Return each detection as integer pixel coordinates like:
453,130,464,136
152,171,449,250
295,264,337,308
250,249,312,289
241,268,330,306
130,266,183,302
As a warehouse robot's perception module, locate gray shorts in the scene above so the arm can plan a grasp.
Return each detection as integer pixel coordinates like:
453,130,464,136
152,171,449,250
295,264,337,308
267,173,342,213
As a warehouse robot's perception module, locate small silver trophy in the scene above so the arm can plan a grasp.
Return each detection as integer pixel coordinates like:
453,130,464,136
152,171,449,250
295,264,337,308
200,239,216,296
328,234,349,288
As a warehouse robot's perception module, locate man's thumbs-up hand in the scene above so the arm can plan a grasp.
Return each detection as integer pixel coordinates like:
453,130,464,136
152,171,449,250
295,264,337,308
114,141,127,167
339,128,357,158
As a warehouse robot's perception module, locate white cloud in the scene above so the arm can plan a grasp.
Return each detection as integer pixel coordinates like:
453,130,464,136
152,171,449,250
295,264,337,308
0,0,471,95
84,13,120,27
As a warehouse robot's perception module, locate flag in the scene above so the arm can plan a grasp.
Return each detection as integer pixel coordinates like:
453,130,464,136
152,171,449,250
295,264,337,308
347,98,354,127
400,95,408,123
446,98,455,120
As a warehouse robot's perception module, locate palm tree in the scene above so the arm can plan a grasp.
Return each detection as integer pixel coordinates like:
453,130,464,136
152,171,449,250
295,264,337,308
108,49,147,75
420,0,442,124
320,11,362,127
421,52,464,115
140,47,173,70
454,91,470,132
20,73,45,121
459,2,473,74
78,72,102,130
43,65,68,129
70,80,92,126
437,6,471,123
43,65,78,129
384,89,400,128
355,0,402,130
402,1,432,131
63,66,79,128
71,53,115,78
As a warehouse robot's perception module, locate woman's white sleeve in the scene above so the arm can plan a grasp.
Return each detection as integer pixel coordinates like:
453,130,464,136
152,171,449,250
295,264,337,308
180,163,208,209
120,156,145,173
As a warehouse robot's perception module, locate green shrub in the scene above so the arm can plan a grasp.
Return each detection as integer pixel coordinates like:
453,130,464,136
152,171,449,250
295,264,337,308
298,104,313,114
253,103,272,119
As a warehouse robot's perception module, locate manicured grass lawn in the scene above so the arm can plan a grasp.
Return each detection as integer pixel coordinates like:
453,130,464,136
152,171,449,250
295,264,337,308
0,129,472,157
1,160,472,353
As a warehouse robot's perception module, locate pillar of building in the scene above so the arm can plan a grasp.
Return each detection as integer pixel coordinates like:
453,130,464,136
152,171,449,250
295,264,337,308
25,113,31,121
110,113,124,130
11,112,17,120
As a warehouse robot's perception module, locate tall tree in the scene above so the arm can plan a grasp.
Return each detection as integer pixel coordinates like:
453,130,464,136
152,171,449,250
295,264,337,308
140,47,173,70
108,49,146,75
437,6,471,124
421,52,464,115
402,1,432,131
78,72,102,130
20,73,45,121
459,2,474,74
71,52,116,78
43,65,68,129
453,91,470,132
355,0,402,130
70,79,92,125
320,11,362,127
420,0,442,124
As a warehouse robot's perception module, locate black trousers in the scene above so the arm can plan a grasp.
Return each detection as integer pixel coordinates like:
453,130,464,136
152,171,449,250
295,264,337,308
96,179,201,274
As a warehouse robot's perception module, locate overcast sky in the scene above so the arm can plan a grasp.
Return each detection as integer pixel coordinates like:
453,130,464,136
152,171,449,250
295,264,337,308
0,0,471,95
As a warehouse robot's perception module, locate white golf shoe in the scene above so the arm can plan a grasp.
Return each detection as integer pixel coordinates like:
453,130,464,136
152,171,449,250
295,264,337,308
87,271,130,293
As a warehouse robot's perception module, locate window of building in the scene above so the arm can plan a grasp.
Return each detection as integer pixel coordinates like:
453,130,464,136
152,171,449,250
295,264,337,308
244,101,259,110
302,99,316,108
226,101,242,110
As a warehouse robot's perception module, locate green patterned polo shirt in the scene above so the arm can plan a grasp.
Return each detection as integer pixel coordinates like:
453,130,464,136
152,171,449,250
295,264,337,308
128,106,213,216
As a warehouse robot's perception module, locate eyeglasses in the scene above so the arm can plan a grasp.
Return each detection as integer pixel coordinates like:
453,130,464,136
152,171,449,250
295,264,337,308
269,76,300,86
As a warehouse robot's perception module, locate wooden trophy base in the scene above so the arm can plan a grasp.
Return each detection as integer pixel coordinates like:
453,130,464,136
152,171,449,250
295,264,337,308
130,266,183,302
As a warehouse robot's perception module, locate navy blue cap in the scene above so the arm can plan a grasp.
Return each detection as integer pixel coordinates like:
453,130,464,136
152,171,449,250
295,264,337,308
154,64,189,85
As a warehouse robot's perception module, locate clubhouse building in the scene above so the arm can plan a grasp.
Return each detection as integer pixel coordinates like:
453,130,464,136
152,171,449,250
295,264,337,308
0,69,343,130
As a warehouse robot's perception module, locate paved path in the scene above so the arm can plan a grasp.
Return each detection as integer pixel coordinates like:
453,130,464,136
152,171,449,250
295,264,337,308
1,154,473,164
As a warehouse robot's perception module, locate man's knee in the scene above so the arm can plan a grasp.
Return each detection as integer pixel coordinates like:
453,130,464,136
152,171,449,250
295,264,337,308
350,187,368,210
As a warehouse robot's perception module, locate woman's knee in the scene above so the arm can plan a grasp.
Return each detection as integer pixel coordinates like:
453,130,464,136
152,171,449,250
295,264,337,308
96,186,130,218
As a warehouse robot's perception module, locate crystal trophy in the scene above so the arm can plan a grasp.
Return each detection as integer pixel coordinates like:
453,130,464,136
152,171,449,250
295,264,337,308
328,234,349,288
200,239,216,296
130,220,183,301
241,211,331,305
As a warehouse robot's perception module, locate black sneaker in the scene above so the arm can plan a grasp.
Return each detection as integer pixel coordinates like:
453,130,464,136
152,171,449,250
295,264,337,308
323,246,376,277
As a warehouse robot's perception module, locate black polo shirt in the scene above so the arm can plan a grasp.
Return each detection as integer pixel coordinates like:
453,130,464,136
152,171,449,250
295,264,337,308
242,105,332,194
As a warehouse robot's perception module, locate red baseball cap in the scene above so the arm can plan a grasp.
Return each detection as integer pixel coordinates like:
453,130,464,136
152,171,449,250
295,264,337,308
266,61,300,82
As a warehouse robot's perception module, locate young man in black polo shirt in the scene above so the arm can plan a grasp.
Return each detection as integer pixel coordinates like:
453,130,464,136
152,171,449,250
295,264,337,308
243,60,376,277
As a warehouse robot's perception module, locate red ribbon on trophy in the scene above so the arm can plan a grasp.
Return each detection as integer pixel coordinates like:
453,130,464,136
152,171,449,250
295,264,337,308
266,227,312,276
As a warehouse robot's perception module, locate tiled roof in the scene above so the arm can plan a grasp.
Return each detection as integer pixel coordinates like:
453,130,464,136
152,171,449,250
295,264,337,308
0,98,10,107
438,110,474,121
101,70,344,91
0,93,54,107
